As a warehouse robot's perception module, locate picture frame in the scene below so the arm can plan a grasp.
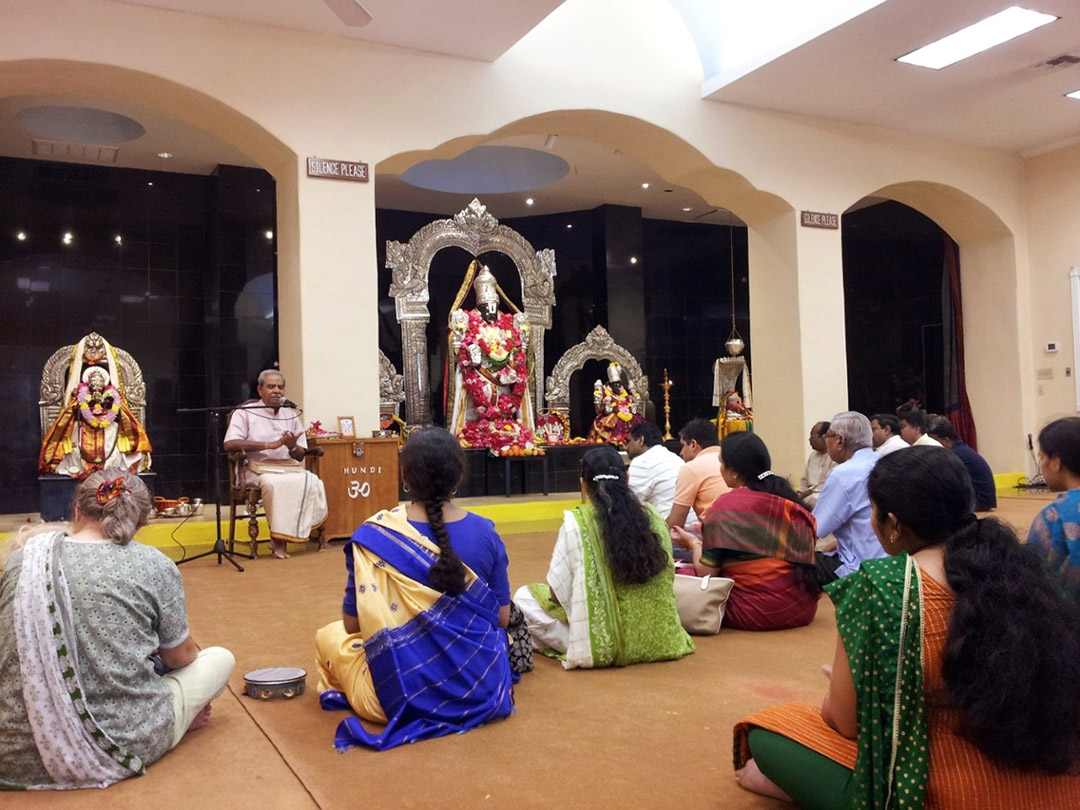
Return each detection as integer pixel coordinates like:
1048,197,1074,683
337,416,356,438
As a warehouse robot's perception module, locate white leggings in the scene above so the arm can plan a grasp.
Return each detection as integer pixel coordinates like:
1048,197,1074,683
162,646,235,748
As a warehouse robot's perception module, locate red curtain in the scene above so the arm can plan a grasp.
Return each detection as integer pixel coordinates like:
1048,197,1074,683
942,236,978,449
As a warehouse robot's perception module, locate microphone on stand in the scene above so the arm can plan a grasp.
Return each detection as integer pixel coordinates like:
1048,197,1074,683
283,399,298,409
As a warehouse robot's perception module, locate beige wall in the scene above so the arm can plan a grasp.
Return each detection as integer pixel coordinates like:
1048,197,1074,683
0,0,1054,477
1025,142,1080,455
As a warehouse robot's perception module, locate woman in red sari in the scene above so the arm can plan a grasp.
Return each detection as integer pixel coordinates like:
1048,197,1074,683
672,432,820,630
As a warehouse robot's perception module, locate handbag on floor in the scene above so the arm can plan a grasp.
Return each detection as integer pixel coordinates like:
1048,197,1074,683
507,601,534,674
673,573,736,635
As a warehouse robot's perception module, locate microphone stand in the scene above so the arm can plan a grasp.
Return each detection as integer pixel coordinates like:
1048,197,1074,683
174,403,257,572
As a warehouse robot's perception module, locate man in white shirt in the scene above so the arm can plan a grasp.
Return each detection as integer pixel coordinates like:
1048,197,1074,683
798,421,836,508
897,407,943,448
871,413,909,456
626,421,684,519
223,369,328,559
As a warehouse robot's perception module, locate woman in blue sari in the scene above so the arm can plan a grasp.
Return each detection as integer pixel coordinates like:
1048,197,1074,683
315,427,514,751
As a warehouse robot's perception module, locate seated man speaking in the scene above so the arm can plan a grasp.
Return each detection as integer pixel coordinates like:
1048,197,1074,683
223,369,328,559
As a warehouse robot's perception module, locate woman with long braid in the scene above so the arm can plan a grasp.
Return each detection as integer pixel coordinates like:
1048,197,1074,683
671,432,821,631
315,427,514,751
515,444,694,668
733,446,1080,809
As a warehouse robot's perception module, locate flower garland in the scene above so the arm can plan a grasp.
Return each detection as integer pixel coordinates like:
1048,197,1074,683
456,310,542,455
458,310,528,421
76,382,120,428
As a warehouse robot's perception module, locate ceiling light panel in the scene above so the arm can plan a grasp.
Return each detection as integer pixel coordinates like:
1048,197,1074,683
897,6,1058,70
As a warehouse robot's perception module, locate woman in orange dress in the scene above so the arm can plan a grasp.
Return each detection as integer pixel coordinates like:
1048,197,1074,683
733,447,1080,809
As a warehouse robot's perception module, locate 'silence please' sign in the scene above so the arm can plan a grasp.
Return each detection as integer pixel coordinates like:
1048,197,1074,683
307,157,369,182
801,210,839,229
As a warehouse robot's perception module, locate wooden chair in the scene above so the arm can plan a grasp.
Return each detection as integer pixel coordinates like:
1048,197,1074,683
226,445,324,559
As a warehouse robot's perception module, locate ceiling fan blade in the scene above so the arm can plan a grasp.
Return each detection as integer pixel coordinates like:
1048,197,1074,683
323,0,373,27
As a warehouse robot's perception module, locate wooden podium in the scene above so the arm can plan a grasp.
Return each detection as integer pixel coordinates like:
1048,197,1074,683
310,436,400,540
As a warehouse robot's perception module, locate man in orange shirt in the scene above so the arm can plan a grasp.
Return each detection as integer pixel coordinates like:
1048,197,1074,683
667,418,730,531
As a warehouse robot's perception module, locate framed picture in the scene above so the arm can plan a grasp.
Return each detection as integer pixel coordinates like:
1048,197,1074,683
338,416,356,438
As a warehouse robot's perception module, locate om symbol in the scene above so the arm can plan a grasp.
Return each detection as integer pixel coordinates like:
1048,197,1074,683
347,480,372,499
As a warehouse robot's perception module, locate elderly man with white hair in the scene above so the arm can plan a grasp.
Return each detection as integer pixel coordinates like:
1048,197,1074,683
812,411,886,582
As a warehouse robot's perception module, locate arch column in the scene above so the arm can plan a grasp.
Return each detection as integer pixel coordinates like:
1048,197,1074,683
277,162,381,432
746,207,849,477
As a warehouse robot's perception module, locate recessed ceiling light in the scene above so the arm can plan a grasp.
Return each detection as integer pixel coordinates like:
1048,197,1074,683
629,256,638,264
114,235,122,244
265,230,274,240
525,198,534,206
682,207,693,212
16,231,26,241
157,152,173,159
897,6,1058,70
62,232,73,245
567,224,573,229
1067,89,1080,100
147,181,154,186
641,183,650,189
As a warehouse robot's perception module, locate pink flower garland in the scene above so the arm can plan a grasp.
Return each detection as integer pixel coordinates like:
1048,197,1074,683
457,310,541,455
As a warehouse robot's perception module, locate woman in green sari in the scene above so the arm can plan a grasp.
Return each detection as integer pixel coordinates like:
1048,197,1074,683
514,445,694,669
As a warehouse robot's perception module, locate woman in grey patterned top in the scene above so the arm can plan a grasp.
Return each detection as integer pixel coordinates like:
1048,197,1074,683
0,471,234,790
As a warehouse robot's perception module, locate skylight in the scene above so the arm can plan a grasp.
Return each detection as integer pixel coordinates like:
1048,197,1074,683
896,6,1058,70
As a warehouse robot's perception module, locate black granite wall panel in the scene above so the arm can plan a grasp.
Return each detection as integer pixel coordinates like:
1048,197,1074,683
0,156,275,514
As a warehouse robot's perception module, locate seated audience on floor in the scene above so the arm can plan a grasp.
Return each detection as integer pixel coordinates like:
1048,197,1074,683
671,432,821,631
515,445,694,669
813,412,886,582
315,427,513,750
870,413,908,456
927,415,997,511
0,471,234,790
626,421,684,518
896,405,942,447
798,421,836,508
223,369,328,558
1028,417,1080,602
667,418,729,531
733,447,1080,809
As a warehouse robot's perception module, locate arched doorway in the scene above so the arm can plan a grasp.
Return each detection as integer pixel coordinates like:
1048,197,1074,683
0,59,297,512
842,182,1020,470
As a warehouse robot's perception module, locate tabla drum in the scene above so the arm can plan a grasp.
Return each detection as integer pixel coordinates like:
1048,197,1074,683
243,667,307,700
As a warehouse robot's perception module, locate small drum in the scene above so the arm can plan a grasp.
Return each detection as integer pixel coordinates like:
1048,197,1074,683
243,667,307,700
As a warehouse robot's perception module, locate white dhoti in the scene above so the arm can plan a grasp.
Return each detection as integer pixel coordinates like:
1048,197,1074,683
257,469,328,543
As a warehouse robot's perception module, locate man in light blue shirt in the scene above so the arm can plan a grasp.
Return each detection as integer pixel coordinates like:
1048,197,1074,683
813,411,886,580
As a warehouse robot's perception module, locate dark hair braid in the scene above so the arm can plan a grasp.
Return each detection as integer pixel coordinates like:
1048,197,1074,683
424,493,466,596
869,447,1080,773
581,445,666,584
719,432,819,594
400,428,467,596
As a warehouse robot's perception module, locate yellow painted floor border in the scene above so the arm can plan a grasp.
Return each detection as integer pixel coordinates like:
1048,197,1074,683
0,494,579,561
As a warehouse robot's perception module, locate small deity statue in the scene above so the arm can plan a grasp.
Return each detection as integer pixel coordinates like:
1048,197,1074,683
587,361,644,447
719,389,754,437
39,333,152,478
449,263,538,455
